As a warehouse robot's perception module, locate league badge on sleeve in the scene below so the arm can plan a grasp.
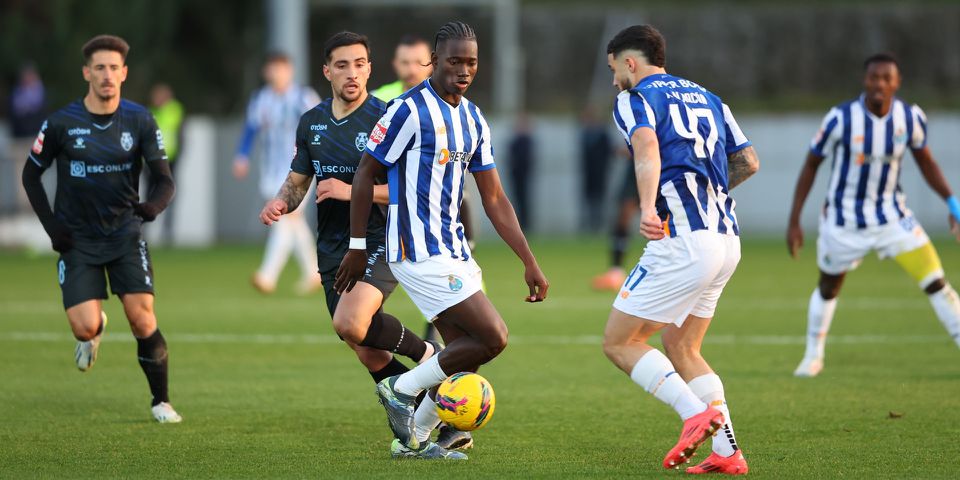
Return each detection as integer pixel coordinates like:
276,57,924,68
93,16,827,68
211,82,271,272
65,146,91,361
31,120,47,154
370,120,389,145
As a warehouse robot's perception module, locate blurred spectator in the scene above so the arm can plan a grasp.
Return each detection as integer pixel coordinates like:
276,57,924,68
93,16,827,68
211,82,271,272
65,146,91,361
508,113,535,229
149,83,184,244
6,64,46,214
233,52,321,295
579,107,612,232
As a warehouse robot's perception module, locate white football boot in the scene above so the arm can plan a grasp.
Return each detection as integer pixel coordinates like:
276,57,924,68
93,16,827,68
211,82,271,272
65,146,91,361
75,311,107,372
151,402,183,423
793,356,824,377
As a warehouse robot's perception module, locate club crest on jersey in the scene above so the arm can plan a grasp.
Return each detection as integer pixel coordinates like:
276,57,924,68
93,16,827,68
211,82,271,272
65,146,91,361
121,132,134,151
447,275,464,292
370,120,388,145
74,137,86,149
355,132,368,151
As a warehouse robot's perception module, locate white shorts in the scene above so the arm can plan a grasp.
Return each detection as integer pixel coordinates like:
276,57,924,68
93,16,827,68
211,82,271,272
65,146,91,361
613,230,741,326
389,255,483,321
817,216,930,275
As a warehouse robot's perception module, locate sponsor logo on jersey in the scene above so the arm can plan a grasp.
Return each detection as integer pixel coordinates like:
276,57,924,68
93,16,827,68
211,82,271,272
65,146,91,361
121,132,134,151
82,162,134,174
312,160,322,177
355,132,368,151
317,164,357,175
447,275,463,292
370,120,388,145
309,124,327,131
68,127,91,136
74,137,86,149
312,134,322,146
437,148,472,165
70,160,87,177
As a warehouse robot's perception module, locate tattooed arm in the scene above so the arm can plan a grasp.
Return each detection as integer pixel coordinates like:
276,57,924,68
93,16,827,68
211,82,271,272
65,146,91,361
727,146,760,191
259,171,311,225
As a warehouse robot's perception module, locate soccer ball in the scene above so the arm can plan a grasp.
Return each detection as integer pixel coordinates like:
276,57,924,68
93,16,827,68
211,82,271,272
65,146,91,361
435,372,496,431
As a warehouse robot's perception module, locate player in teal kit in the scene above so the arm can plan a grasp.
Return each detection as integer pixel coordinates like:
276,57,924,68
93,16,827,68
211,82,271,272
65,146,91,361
21,35,180,423
259,32,469,458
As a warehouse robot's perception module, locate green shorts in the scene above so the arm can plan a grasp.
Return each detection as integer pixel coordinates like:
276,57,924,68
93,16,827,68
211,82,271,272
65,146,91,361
57,237,155,309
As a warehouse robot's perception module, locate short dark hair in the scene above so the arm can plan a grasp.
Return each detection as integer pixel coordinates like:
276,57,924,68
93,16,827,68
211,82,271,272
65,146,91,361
606,25,666,68
82,35,130,64
264,51,291,65
433,21,476,50
323,31,370,63
863,52,900,71
398,34,429,49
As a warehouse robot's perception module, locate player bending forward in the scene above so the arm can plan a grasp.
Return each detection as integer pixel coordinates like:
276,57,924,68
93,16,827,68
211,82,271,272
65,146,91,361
601,25,759,474
788,53,960,377
21,35,180,423
259,31,475,455
337,21,549,460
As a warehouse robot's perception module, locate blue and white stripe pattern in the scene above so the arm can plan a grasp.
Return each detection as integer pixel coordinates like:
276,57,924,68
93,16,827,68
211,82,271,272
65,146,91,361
612,73,751,237
811,95,927,229
365,80,495,263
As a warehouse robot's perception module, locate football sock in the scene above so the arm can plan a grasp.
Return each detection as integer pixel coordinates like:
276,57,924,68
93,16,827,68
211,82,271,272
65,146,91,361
929,283,960,346
258,219,294,285
359,311,428,363
394,354,447,397
611,225,629,267
630,349,706,420
688,373,739,457
369,357,409,384
414,391,441,443
290,214,319,279
136,329,169,406
804,289,837,359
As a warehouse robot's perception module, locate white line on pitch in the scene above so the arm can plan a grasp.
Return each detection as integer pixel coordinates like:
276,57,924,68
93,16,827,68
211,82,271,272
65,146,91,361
0,331,948,346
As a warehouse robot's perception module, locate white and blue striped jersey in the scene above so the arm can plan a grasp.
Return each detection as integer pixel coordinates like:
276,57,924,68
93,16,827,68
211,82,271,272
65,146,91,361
237,84,320,198
365,79,495,263
613,73,751,237
811,95,927,229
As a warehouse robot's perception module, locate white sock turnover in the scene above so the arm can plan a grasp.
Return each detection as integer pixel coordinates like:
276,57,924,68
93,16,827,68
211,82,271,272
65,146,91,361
630,349,706,420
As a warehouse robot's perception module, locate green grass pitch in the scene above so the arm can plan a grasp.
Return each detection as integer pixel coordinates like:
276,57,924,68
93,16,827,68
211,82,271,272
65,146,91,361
1,237,958,478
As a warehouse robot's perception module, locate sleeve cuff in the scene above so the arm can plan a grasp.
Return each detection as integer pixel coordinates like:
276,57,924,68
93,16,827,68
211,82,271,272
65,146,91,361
468,162,497,173
727,141,753,155
365,147,394,167
626,123,655,143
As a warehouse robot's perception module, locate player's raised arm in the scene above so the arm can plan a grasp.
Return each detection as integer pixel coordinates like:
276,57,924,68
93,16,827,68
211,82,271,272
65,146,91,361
260,171,311,226
473,167,548,302
910,146,960,240
334,152,385,293
630,126,665,241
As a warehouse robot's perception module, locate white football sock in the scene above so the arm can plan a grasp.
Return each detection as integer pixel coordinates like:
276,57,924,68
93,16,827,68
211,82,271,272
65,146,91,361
688,373,738,457
630,349,706,420
804,289,837,360
414,394,441,443
929,284,960,347
394,355,447,396
258,218,295,284
290,212,320,280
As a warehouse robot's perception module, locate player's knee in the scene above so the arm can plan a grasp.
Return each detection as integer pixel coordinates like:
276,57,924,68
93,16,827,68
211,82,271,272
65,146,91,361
924,278,946,295
73,324,99,341
332,313,365,344
481,325,508,361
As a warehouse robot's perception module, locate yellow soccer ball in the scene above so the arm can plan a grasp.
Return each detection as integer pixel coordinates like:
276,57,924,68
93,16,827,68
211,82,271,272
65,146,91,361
435,372,496,431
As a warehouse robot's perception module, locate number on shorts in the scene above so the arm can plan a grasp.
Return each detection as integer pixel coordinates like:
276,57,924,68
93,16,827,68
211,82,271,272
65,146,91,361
623,265,648,291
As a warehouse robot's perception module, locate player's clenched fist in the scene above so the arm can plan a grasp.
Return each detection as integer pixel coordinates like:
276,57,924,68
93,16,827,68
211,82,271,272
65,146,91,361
639,209,665,240
259,198,288,225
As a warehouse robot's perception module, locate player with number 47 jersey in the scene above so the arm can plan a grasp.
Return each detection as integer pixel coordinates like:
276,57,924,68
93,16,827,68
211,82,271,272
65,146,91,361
601,25,759,474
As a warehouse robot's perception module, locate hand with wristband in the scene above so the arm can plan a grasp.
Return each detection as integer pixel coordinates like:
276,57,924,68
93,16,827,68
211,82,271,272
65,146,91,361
335,237,368,293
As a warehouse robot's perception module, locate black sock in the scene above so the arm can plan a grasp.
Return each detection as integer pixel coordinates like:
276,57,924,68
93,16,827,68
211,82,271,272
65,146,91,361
611,225,629,268
360,311,428,362
369,357,409,383
136,329,169,406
